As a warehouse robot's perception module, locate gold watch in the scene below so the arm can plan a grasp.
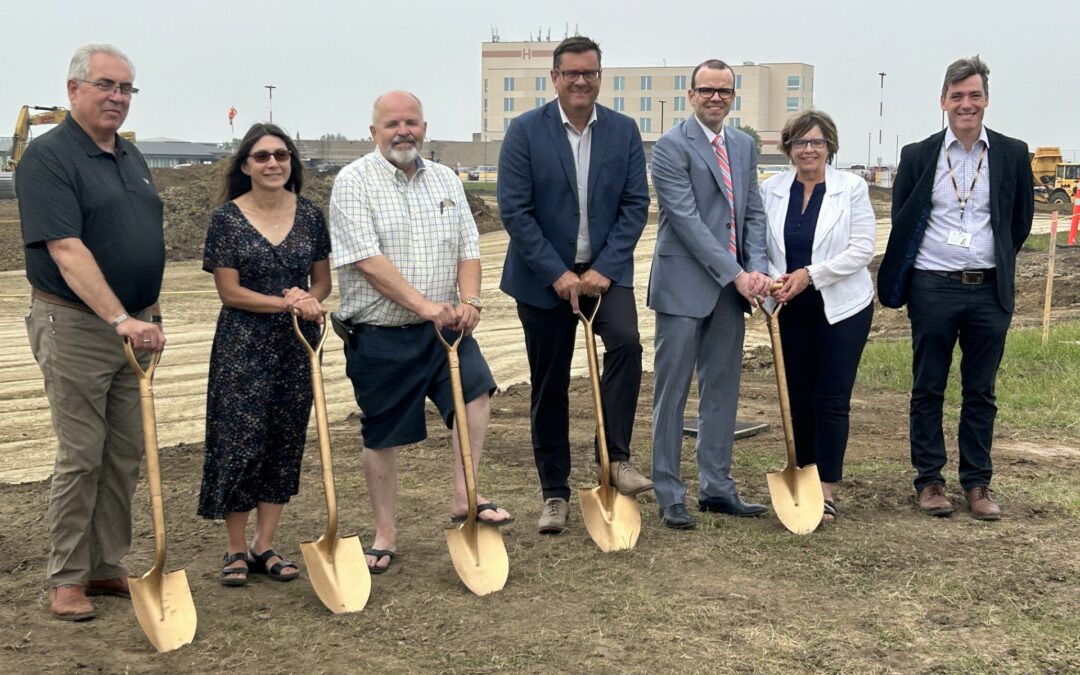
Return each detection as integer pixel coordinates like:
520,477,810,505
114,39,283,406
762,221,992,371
462,295,483,312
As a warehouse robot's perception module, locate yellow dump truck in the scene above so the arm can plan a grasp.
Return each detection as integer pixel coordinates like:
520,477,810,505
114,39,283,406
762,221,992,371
1031,146,1078,207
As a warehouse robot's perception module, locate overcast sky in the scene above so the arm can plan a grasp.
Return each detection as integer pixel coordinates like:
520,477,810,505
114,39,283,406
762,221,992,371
5,0,1078,164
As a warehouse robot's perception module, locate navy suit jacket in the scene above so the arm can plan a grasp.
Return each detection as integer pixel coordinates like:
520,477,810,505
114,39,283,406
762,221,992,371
877,127,1034,312
498,101,650,309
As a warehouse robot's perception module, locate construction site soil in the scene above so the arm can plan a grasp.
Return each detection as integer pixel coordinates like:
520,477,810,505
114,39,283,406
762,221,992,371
0,169,1077,673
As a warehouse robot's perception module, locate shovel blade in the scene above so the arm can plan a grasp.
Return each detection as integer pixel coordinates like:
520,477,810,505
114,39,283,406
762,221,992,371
129,568,196,653
445,522,509,596
301,533,371,614
766,463,825,535
579,485,641,552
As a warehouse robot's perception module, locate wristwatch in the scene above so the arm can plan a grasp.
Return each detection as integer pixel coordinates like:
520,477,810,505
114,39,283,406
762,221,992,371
462,295,483,312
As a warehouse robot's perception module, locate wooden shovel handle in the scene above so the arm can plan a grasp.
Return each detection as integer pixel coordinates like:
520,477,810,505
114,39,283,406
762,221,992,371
574,295,612,490
435,326,478,524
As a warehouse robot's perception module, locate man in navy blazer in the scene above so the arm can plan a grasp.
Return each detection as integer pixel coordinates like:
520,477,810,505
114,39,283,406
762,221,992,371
648,59,772,529
877,56,1033,520
498,35,652,535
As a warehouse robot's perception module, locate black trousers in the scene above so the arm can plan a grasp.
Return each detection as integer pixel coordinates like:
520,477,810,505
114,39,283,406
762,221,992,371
516,285,643,501
778,290,873,483
907,270,1012,492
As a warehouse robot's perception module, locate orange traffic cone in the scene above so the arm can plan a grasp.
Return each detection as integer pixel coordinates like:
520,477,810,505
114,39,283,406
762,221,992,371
1069,185,1080,246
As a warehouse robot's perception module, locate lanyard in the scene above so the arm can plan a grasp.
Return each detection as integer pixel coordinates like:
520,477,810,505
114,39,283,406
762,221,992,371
945,143,987,220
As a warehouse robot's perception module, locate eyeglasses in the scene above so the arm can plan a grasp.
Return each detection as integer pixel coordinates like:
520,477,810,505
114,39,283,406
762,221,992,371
248,149,292,163
693,87,736,101
791,139,827,149
78,79,139,96
555,69,601,83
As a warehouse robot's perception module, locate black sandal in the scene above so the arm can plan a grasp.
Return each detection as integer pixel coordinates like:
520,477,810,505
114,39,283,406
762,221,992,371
364,548,396,575
823,499,839,523
220,552,250,587
248,548,300,582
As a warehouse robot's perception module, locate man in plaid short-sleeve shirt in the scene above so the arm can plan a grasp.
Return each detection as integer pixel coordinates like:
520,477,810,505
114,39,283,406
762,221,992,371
329,91,513,574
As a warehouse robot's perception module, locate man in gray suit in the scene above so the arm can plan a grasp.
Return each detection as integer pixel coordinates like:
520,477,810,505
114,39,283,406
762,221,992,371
648,59,772,529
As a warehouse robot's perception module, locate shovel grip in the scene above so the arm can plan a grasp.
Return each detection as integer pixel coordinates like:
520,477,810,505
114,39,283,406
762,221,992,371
123,340,169,572
291,311,338,540
575,296,612,490
436,326,478,524
765,312,799,467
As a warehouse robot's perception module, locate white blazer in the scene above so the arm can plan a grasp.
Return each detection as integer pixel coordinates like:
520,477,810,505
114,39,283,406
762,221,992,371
760,164,877,324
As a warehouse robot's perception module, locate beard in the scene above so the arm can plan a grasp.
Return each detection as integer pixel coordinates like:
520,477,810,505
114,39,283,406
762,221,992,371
386,135,422,165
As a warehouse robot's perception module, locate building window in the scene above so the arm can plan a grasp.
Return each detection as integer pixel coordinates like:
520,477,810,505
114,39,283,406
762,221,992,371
639,118,652,132
674,75,686,90
735,74,742,89
614,97,625,112
786,97,799,112
787,75,800,90
727,117,741,128
673,117,684,125
535,97,545,109
733,96,742,111
504,118,512,131
673,96,686,112
614,76,625,91
641,75,652,90
504,98,515,112
640,97,652,112
504,77,516,91
535,76,546,91
484,79,488,92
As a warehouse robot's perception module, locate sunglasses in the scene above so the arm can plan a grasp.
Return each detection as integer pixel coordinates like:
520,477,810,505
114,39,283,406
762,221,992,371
248,149,292,163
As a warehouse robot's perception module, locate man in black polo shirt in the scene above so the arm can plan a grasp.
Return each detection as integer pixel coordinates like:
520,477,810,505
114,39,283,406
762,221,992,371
18,43,165,621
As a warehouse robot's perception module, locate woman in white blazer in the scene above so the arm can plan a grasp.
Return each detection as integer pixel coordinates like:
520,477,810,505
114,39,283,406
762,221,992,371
759,110,877,522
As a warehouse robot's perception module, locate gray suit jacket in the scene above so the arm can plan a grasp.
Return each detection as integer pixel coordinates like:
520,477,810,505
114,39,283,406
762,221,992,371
648,118,768,317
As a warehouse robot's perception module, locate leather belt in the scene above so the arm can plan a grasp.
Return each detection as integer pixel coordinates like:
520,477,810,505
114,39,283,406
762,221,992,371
31,288,94,313
573,263,591,274
923,269,996,285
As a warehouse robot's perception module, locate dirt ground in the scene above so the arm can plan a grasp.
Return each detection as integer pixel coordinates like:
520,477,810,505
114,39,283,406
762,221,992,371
0,177,1078,673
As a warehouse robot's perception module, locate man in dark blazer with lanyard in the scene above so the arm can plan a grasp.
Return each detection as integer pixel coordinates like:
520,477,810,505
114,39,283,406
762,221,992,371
498,35,652,535
878,56,1033,520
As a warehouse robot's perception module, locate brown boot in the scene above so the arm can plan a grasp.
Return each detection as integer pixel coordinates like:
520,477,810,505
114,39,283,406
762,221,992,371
608,461,654,496
966,486,1002,521
86,576,131,598
49,584,96,621
918,483,954,516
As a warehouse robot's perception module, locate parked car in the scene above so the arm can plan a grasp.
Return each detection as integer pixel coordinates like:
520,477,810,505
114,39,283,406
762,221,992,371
456,166,474,181
469,165,498,182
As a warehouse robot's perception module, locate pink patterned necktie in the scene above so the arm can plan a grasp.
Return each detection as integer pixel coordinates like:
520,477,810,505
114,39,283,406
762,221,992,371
711,134,738,258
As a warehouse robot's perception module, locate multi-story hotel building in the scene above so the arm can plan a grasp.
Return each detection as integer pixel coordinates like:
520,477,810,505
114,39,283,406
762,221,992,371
480,40,814,154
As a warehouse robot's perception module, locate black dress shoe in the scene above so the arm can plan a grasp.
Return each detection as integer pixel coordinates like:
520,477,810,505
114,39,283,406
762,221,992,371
658,503,696,529
698,494,768,517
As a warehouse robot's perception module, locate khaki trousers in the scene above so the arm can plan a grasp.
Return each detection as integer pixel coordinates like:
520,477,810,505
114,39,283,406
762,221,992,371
26,299,150,586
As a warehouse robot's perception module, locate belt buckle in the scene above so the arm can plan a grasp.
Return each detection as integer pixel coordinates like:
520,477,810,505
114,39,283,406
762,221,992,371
961,271,984,284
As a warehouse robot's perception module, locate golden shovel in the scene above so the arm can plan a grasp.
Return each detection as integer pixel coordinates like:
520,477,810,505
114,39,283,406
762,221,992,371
122,340,196,653
760,299,825,535
576,296,641,552
291,311,370,614
435,326,509,596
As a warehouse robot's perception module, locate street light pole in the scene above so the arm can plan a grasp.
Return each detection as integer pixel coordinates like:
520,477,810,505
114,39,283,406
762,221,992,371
265,84,276,123
659,99,666,135
877,71,886,170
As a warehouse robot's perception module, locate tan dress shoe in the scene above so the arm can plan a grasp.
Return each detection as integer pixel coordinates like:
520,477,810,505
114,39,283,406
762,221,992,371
608,461,654,496
966,486,1002,521
918,483,954,516
49,584,96,621
537,497,569,534
86,576,131,598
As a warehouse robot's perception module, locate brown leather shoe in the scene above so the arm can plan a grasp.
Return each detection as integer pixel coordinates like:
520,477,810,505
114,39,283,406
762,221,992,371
918,483,954,516
607,461,654,496
49,584,96,621
966,486,1002,521
86,576,131,598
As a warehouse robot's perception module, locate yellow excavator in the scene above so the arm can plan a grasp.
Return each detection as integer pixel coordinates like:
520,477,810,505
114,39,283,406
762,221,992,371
6,105,137,171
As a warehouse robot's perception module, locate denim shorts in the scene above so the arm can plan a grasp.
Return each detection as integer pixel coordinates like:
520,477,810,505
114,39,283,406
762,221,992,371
342,322,496,449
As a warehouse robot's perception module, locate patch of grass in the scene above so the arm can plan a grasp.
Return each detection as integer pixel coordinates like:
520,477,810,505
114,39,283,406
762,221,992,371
856,321,1080,440
462,181,497,192
1022,228,1076,252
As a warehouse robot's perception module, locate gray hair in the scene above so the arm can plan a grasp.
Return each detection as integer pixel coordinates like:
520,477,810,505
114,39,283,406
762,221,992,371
941,55,989,98
67,44,136,82
371,91,424,124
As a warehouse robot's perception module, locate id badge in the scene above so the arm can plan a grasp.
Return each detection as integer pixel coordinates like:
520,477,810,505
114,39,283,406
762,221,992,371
946,230,972,248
